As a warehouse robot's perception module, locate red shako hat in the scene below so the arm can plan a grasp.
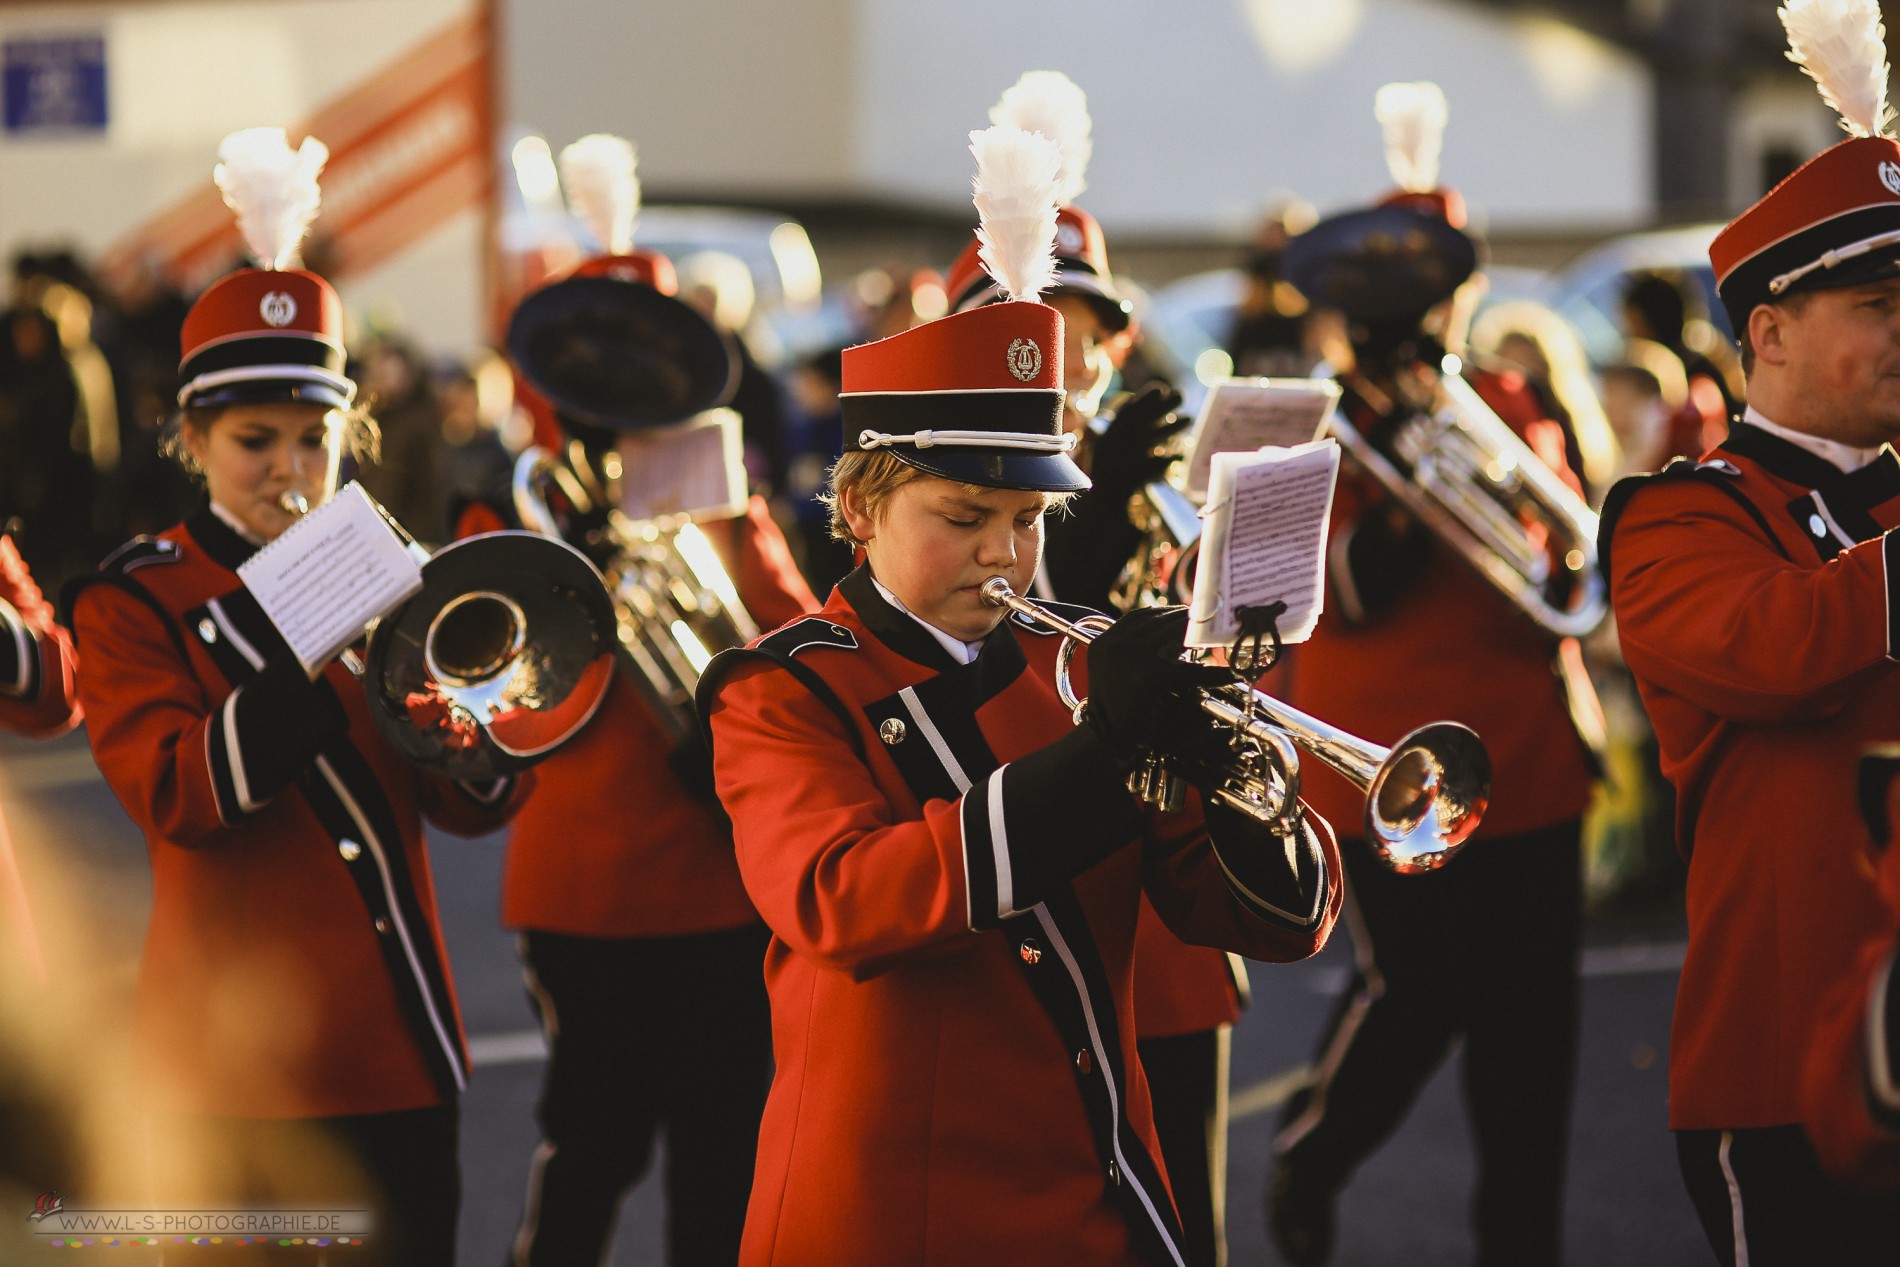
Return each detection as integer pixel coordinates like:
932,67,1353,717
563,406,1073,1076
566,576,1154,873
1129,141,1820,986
1711,0,1900,334
841,123,1083,492
505,134,736,430
1372,82,1467,229
177,129,353,411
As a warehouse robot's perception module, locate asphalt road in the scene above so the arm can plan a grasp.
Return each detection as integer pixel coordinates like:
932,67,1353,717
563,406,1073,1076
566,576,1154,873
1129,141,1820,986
1,727,1711,1265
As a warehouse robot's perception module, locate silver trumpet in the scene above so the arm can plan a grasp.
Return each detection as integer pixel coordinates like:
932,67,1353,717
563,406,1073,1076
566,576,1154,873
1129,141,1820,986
981,577,1491,872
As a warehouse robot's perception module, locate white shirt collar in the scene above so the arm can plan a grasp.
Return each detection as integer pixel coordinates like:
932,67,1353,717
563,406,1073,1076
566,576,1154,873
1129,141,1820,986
870,577,984,665
1743,406,1886,473
208,500,267,547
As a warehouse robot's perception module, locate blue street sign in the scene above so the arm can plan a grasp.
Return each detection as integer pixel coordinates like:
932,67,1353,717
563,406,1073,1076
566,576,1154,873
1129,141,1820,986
4,34,107,134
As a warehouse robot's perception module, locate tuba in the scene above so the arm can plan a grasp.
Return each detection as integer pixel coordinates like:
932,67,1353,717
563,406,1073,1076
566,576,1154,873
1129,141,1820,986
982,578,1491,872
273,488,617,782
1282,205,1607,638
504,253,758,747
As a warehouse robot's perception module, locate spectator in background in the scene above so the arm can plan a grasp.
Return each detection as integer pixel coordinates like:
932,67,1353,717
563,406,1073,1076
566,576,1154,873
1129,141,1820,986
678,250,790,497
1621,271,1739,453
781,346,852,592
1471,299,1619,500
103,257,195,537
0,273,86,587
1226,196,1322,378
354,334,445,542
437,349,523,533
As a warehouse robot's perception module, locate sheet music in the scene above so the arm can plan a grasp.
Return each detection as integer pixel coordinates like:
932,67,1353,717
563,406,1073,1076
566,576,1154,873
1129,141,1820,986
614,408,749,523
1187,440,1340,649
1183,377,1341,499
236,482,424,678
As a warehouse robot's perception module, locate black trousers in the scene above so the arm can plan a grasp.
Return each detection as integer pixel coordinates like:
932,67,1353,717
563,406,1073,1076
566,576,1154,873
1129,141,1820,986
155,1104,459,1266
1677,1125,1900,1266
511,924,772,1267
1140,1026,1229,1267
1274,819,1582,1267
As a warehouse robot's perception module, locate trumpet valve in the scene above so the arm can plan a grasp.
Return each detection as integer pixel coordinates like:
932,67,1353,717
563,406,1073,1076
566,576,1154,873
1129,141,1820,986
1127,755,1187,814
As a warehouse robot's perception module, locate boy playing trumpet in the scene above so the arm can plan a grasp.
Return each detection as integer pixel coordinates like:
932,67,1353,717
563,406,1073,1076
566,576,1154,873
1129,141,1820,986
694,125,1343,1267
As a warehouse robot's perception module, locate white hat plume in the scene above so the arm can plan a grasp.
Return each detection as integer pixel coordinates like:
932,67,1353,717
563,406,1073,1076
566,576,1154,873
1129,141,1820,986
989,70,1093,205
969,124,1063,305
1374,81,1449,194
560,133,641,255
1781,0,1895,138
213,127,329,271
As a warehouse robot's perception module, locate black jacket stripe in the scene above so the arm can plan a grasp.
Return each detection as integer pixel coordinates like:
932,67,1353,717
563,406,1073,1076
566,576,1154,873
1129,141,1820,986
1865,948,1900,1133
0,597,40,700
869,655,1186,1267
190,584,467,1097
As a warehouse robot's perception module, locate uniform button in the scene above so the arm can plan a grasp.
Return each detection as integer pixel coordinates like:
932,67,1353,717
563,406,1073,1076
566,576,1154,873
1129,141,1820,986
1107,1160,1120,1186
1809,513,1828,537
1018,938,1042,965
338,839,361,861
197,617,218,643
878,718,908,746
1075,1049,1092,1075
374,917,391,934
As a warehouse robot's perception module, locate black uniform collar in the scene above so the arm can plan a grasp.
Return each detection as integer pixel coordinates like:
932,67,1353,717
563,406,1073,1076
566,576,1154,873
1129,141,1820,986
840,564,1028,696
184,499,261,572
1722,422,1900,519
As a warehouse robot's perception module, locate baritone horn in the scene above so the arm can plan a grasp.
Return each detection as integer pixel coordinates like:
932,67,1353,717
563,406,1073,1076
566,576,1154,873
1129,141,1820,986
980,577,1491,872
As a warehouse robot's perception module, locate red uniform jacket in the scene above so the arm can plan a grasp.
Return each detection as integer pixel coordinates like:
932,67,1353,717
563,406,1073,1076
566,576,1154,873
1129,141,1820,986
1291,368,1594,842
699,568,1343,1266
1604,423,1900,1129
1,535,81,983
501,495,818,936
1802,815,1900,1190
68,506,529,1119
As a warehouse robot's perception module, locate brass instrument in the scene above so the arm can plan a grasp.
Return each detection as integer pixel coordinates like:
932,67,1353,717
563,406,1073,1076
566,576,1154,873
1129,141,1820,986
1113,478,1204,611
981,577,1491,872
1282,203,1608,639
267,484,617,781
1333,356,1606,638
513,444,758,748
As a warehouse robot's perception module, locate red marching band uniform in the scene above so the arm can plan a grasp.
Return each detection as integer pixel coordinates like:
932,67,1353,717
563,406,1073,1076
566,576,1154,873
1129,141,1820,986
940,71,1244,1259
697,124,1344,1260
486,131,821,1267
1603,6,1900,1254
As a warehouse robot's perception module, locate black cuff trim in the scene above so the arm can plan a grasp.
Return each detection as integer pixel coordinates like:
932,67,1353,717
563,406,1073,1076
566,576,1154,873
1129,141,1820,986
219,659,350,815
1884,530,1900,662
962,726,1143,930
1204,800,1331,931
0,597,37,701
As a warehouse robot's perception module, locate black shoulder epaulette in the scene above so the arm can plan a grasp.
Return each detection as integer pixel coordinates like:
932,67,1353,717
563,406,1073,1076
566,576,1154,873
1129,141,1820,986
1598,455,1779,583
98,536,183,574
1010,597,1105,636
754,616,859,658
60,537,190,661
695,619,864,761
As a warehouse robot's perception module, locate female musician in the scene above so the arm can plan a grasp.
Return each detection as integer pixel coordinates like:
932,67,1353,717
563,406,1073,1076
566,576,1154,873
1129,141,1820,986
695,124,1343,1266
65,132,528,1265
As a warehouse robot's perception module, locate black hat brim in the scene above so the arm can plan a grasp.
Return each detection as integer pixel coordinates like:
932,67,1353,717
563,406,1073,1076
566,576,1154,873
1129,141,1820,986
507,276,739,430
890,447,1090,493
184,377,355,412
1282,206,1478,325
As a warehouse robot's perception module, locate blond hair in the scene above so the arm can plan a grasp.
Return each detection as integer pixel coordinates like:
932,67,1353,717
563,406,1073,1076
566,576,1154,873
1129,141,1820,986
821,450,1074,549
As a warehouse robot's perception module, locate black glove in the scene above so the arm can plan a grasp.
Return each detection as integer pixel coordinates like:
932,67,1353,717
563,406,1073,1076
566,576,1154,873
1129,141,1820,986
1081,606,1237,761
1087,383,1190,503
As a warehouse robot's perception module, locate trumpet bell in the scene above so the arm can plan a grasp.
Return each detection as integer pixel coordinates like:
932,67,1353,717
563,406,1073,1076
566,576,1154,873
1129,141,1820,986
1367,722,1491,873
362,531,617,781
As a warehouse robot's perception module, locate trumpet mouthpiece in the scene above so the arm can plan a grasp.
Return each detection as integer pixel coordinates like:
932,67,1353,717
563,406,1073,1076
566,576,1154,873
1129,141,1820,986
979,577,1016,606
279,491,310,516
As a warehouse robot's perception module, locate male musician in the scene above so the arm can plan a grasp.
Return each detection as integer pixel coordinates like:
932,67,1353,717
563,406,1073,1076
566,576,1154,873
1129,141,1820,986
942,76,1242,1264
494,134,819,1267
1600,9,1900,1254
695,123,1341,1266
1266,82,1595,1267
